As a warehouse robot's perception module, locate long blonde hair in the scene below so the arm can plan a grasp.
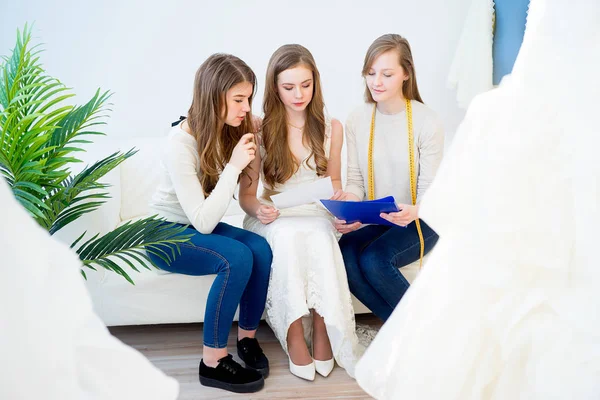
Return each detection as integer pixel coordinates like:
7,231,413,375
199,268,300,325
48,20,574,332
362,34,424,103
262,44,327,188
187,53,257,196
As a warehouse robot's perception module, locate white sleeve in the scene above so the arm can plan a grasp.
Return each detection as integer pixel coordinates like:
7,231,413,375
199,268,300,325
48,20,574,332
416,114,445,203
164,140,241,233
344,113,366,201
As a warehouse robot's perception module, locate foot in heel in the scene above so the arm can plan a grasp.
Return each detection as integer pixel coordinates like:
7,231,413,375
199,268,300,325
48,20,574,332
314,358,334,377
289,357,315,381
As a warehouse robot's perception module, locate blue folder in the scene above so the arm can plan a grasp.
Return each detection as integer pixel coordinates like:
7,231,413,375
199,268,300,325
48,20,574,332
320,196,400,226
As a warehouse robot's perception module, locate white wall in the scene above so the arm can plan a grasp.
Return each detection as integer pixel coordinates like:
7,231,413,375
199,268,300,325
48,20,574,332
1,0,470,141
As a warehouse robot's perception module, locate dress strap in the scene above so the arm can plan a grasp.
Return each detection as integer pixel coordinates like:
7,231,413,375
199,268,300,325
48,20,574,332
171,115,186,127
324,116,332,158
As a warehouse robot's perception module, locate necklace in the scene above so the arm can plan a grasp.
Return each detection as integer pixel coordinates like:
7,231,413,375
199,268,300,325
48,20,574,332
288,122,304,131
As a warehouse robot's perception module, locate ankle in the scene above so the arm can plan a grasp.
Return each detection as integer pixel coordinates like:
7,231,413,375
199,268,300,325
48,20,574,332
203,346,228,367
287,340,312,365
287,336,308,352
202,358,219,368
312,335,333,361
289,353,313,366
238,328,256,341
313,347,333,361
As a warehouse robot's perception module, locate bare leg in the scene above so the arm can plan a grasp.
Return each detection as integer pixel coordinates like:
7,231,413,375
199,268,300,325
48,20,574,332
238,327,256,340
286,318,312,365
312,310,333,361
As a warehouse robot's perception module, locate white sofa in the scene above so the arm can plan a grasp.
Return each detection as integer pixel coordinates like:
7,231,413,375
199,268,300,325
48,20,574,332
55,136,422,327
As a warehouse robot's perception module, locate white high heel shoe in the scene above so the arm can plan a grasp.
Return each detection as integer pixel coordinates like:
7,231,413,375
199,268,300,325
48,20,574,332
314,357,334,377
312,339,335,377
289,357,315,381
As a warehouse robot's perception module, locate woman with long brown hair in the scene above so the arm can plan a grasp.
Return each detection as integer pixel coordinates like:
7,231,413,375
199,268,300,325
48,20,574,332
148,54,272,394
239,44,362,380
336,34,444,321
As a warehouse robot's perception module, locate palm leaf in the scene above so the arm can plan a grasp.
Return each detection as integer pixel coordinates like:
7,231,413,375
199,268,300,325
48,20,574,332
2,24,194,284
1,24,68,226
43,89,112,167
75,218,193,284
46,149,137,234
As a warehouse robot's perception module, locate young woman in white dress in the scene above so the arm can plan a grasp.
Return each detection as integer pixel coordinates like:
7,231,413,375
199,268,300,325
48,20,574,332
355,1,600,398
239,44,363,381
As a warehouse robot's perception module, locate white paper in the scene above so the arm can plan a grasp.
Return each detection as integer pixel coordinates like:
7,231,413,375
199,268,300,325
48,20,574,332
270,177,334,209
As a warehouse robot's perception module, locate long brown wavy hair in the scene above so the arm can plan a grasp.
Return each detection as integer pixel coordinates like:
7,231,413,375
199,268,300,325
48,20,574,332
362,34,424,103
186,53,257,196
262,44,327,188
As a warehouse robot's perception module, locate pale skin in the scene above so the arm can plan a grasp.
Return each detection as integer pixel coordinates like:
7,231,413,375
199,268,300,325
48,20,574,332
182,81,258,367
334,50,420,235
239,65,343,366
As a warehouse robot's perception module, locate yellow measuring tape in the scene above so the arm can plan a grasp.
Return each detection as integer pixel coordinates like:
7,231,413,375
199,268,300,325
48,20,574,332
368,99,425,268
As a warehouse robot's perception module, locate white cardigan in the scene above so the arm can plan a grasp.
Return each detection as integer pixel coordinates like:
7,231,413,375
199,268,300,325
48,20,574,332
149,125,241,234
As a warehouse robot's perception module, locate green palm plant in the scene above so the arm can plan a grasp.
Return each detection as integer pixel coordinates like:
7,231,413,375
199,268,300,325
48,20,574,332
0,24,192,283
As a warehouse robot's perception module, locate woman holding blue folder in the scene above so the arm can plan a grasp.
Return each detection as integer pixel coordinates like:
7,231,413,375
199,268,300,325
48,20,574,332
336,34,444,321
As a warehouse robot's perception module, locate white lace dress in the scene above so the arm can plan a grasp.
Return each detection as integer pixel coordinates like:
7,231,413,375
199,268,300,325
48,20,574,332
244,119,364,378
355,1,600,398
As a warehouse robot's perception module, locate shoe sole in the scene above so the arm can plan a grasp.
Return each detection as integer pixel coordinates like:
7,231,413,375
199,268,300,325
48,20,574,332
237,349,270,378
245,365,269,379
199,375,264,393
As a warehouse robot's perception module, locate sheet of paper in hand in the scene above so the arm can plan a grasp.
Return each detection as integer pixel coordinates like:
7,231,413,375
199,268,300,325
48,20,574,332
270,177,334,209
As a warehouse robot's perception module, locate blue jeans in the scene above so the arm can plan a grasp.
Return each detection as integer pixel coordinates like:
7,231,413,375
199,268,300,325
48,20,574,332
339,221,438,321
148,222,272,348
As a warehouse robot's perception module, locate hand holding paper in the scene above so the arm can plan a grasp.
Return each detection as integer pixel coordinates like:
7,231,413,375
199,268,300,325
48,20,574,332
270,177,335,209
329,189,346,201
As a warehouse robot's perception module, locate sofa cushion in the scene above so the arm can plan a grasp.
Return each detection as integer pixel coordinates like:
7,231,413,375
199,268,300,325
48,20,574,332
118,137,166,221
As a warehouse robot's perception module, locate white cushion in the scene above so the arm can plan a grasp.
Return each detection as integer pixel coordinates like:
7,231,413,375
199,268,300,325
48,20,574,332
118,137,166,221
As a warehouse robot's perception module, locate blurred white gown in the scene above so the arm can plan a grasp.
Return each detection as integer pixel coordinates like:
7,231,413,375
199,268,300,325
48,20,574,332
355,1,600,399
0,178,179,399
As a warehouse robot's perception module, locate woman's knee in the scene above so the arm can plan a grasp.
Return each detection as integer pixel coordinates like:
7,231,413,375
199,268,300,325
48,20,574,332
339,236,364,274
220,242,254,282
425,231,439,251
338,233,355,251
339,233,361,259
246,233,273,263
358,247,389,277
241,233,272,278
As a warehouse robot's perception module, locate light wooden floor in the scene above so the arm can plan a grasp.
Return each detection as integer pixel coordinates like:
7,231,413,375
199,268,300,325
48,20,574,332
110,314,382,400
